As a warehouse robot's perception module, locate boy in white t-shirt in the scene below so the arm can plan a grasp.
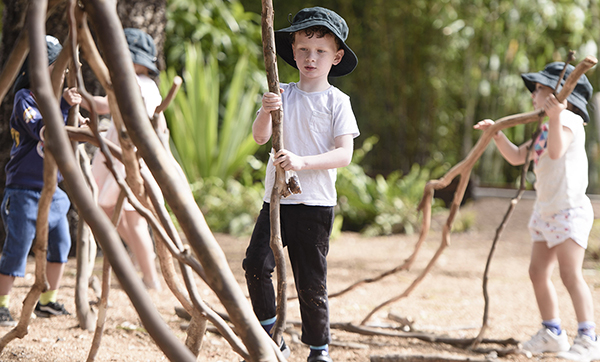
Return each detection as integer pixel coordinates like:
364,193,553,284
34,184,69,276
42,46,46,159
243,7,359,362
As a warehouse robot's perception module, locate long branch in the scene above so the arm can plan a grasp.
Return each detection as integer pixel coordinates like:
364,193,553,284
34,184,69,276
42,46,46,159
26,2,197,360
261,0,288,345
357,56,597,326
82,2,274,359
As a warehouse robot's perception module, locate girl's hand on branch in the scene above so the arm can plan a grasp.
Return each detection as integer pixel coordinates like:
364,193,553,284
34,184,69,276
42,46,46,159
474,119,501,139
63,87,82,106
543,94,567,122
274,149,305,171
261,88,284,112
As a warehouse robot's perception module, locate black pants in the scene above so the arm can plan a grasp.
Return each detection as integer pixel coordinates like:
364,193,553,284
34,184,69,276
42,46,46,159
243,202,334,346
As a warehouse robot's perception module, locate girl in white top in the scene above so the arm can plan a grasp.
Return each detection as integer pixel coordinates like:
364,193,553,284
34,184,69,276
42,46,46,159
90,28,164,290
474,62,599,361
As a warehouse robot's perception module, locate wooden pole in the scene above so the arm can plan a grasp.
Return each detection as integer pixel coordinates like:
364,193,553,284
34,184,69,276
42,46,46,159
261,0,288,345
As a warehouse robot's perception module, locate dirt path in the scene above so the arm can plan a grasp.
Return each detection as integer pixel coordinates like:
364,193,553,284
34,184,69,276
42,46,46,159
1,195,600,361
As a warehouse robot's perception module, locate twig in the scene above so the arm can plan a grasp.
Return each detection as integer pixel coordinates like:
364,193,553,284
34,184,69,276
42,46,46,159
370,355,494,362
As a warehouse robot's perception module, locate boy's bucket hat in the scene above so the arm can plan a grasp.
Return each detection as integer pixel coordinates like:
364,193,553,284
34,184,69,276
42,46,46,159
46,35,63,65
521,62,593,123
275,6,357,77
13,35,63,93
124,28,159,76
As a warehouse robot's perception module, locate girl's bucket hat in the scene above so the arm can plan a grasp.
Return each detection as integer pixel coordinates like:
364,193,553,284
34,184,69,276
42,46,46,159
124,28,159,76
274,6,358,77
521,62,593,123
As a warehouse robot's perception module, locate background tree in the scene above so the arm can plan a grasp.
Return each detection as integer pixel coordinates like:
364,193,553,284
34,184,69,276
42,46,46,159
239,0,600,189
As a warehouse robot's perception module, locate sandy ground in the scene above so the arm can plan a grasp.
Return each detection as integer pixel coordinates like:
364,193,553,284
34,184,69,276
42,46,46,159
1,194,600,361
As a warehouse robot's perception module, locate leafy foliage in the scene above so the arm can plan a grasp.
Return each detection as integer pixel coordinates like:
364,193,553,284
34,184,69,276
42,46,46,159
159,43,261,181
164,0,265,88
336,136,448,236
191,173,265,236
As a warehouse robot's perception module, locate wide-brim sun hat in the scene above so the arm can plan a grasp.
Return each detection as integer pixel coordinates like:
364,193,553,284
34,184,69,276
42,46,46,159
274,6,358,77
521,62,593,123
124,28,159,76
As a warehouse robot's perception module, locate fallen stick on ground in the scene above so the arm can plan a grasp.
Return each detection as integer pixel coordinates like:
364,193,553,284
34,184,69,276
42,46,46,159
370,354,494,362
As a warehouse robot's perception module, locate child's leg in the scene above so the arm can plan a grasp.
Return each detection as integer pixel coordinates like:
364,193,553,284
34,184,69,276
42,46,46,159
0,188,40,294
529,241,560,321
46,262,66,291
242,203,277,321
283,204,333,348
556,239,600,360
117,210,160,289
46,193,71,292
0,274,15,297
556,238,594,324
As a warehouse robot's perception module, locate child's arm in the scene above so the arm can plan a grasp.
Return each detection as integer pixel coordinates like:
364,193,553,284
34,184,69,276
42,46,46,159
252,91,282,145
273,134,354,171
473,119,531,166
544,94,573,160
62,87,82,106
79,93,111,115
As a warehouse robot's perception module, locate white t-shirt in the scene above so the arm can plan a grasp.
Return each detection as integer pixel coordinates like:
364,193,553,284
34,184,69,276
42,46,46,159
263,82,360,206
532,110,591,216
91,74,162,210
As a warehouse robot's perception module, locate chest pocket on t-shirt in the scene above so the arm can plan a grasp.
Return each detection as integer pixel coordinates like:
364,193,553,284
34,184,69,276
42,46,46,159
309,110,332,133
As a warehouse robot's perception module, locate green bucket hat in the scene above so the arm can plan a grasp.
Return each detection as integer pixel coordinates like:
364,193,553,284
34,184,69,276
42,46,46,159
521,62,593,123
274,6,358,77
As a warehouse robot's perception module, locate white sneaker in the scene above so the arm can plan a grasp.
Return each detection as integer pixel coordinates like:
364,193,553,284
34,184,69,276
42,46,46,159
558,334,600,362
522,328,570,354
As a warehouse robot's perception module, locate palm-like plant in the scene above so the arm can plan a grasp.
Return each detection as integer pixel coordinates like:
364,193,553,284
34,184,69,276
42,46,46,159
160,43,261,181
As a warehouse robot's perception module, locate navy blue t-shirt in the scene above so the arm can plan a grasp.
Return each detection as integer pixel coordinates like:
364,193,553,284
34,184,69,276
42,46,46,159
5,89,71,190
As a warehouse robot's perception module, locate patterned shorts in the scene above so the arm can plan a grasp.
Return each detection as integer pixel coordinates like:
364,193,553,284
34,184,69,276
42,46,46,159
528,205,593,249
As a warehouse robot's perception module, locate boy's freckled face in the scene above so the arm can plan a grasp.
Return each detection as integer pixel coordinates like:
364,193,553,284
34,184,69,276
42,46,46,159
531,82,553,109
292,31,344,81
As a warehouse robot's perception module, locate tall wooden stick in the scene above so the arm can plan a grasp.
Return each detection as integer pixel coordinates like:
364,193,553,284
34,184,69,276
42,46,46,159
261,0,288,345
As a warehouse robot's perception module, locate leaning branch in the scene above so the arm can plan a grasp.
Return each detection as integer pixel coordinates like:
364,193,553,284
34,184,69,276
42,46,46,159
357,56,598,326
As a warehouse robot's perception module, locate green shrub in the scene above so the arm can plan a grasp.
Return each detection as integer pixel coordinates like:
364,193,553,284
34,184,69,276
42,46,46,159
165,0,264,89
451,210,476,233
191,160,265,236
336,136,448,236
